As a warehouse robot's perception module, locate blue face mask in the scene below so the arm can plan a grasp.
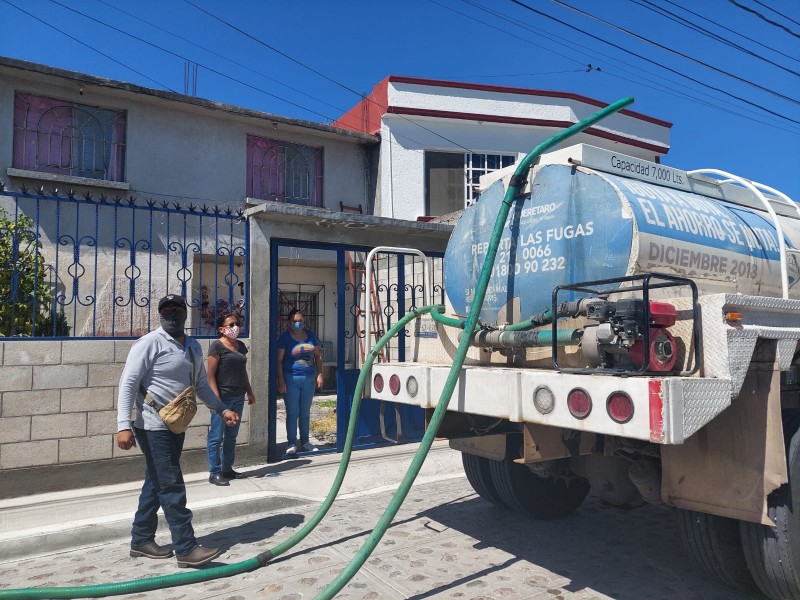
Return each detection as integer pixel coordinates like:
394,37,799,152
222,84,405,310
292,321,304,330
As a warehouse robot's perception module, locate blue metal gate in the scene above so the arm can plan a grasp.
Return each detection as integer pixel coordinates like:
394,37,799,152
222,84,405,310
267,240,444,461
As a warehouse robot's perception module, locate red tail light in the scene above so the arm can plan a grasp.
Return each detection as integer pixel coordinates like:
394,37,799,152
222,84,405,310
567,388,592,419
607,392,634,424
389,374,401,395
373,373,384,393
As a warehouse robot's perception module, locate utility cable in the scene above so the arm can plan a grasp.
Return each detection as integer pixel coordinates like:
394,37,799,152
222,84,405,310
44,0,334,121
660,0,800,66
181,0,481,154
751,0,800,28
630,0,800,78
449,0,799,134
508,0,800,126
1,0,176,92
91,0,348,115
548,0,800,105
728,0,800,39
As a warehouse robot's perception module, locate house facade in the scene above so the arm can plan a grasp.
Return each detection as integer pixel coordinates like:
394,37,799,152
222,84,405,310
0,57,672,491
333,76,672,220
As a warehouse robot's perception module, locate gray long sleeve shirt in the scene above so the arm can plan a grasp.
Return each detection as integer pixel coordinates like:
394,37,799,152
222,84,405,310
117,327,228,432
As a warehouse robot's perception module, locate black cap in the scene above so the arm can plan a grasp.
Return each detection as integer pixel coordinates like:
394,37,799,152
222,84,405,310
157,294,186,312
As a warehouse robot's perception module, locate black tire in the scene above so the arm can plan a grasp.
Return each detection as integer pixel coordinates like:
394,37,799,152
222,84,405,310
488,455,590,520
678,509,757,592
461,452,507,508
739,413,800,600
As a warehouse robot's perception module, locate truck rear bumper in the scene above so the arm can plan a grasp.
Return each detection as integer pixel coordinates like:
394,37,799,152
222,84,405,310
370,364,732,444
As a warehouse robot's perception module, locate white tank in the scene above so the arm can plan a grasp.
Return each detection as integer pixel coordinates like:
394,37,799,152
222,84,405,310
444,145,800,323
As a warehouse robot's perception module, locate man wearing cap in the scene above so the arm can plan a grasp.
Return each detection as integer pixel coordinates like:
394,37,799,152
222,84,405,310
117,294,240,568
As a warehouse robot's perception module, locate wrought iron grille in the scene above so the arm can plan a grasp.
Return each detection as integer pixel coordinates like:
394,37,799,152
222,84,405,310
0,186,248,339
13,92,126,182
344,251,444,366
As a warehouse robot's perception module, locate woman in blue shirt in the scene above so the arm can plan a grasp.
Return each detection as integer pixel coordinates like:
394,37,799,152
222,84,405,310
276,309,323,455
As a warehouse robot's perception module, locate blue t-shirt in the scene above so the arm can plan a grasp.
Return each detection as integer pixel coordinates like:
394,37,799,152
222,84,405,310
278,329,320,377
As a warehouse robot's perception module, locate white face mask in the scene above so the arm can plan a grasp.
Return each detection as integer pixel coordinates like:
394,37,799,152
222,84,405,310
221,325,239,339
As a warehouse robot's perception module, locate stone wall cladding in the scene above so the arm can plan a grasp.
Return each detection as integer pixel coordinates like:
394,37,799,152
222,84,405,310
0,338,252,472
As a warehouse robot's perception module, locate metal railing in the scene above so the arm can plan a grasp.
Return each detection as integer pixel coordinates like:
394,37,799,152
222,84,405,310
0,185,249,339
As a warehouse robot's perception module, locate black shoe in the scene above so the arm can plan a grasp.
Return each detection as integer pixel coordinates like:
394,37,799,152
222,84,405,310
208,474,230,486
130,541,174,559
221,469,244,479
176,545,222,568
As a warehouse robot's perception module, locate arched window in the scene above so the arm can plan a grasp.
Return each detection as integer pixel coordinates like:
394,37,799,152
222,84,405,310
13,92,126,181
246,134,323,206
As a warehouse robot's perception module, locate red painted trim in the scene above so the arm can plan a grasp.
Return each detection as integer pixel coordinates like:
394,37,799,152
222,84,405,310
387,107,670,154
387,75,672,128
331,76,391,135
649,380,665,443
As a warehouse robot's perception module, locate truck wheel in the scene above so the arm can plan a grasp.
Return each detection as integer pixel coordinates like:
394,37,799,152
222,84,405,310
488,456,590,520
678,509,756,591
461,452,507,508
739,415,800,600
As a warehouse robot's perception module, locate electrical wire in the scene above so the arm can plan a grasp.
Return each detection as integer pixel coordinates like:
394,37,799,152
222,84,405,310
751,0,800,28
548,0,800,105
44,0,334,122
661,0,800,66
90,0,349,115
508,0,800,126
629,0,800,78
728,0,800,38
447,0,799,134
1,0,176,92
181,0,481,154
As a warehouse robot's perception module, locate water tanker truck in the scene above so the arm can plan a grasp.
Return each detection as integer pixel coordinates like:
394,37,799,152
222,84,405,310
369,142,800,599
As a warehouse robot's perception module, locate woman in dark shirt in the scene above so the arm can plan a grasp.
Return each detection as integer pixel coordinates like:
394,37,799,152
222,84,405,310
206,314,255,485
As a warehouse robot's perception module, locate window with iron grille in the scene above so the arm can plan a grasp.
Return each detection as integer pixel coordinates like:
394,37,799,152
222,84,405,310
425,151,516,216
13,92,126,181
247,134,323,206
277,286,322,337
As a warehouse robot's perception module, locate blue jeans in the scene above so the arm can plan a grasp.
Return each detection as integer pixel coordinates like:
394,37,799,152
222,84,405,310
207,394,245,476
284,372,315,446
131,427,196,555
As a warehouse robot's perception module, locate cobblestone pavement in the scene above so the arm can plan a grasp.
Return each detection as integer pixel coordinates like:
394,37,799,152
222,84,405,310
0,476,767,600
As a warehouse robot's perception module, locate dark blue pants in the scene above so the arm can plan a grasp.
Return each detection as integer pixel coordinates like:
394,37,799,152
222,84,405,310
207,394,245,476
131,427,196,555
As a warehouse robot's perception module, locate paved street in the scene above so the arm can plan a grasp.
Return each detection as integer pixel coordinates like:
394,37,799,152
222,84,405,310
0,470,765,599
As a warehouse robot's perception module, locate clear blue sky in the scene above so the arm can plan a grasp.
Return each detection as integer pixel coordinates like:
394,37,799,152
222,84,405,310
2,0,799,200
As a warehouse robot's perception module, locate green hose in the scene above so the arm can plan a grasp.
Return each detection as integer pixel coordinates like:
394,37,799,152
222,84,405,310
0,96,633,600
314,96,635,599
0,306,441,599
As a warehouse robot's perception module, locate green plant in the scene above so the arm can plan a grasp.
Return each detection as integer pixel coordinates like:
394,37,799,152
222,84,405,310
0,206,56,337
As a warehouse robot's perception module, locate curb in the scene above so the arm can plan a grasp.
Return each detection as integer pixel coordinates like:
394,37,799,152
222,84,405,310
0,492,310,563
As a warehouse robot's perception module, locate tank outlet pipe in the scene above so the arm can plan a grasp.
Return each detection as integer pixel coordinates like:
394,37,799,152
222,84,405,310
469,328,581,348
503,299,595,332
313,96,635,600
0,307,440,600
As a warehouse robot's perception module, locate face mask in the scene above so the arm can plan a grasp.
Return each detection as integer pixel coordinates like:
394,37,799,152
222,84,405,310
222,325,239,339
160,312,186,337
292,321,304,330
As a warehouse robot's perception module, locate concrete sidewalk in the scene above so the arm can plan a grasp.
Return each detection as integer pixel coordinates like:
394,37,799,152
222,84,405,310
0,440,464,562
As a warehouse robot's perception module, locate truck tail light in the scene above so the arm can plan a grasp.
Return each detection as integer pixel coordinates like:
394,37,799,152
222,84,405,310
406,376,419,397
607,392,634,423
389,374,401,395
567,388,592,419
533,385,555,414
373,373,384,393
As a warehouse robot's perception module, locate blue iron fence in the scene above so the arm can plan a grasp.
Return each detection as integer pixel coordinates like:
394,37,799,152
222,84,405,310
0,185,249,339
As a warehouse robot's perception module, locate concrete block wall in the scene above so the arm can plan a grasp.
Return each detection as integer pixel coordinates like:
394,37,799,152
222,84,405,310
0,338,251,470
